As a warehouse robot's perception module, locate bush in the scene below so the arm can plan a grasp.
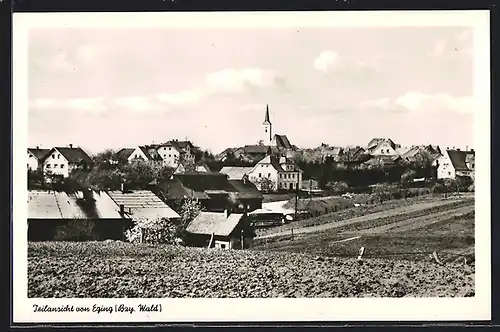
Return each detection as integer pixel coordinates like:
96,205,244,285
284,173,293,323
125,216,179,244
432,183,445,194
53,219,97,241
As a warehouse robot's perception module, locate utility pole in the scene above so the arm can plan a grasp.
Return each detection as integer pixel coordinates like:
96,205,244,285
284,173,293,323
294,171,300,221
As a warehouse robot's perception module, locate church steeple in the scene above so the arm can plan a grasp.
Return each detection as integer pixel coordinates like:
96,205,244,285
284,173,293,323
263,104,271,125
263,105,272,143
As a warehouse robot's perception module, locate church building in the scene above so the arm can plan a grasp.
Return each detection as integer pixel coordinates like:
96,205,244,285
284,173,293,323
262,105,296,152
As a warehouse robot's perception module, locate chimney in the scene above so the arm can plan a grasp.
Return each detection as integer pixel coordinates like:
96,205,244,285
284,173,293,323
466,145,468,151
119,204,125,215
471,149,474,152
69,144,73,148
36,146,40,149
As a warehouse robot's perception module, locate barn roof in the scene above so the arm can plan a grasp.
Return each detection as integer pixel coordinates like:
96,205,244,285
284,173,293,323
115,148,135,160
107,190,180,219
273,134,293,149
219,166,254,180
186,212,244,236
446,150,475,171
28,190,122,219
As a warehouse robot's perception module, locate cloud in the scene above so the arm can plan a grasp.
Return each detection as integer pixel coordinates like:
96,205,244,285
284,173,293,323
113,96,159,112
29,97,108,113
157,89,204,105
359,91,477,115
313,51,341,73
427,29,473,57
205,68,284,93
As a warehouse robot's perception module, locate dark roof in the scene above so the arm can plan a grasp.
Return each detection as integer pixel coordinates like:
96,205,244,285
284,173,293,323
156,178,210,200
52,147,93,164
447,150,474,171
28,148,51,160
273,134,292,149
243,145,270,154
263,105,271,124
173,172,232,192
115,148,135,160
228,179,263,200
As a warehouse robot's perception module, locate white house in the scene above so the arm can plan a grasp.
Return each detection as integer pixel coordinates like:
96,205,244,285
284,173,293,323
246,153,303,192
436,149,475,180
27,147,50,171
42,146,93,178
116,140,195,168
367,138,399,156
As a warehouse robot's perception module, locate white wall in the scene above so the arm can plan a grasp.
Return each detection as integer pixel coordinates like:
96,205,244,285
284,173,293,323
370,142,398,156
436,153,456,179
43,150,70,178
248,163,279,191
27,152,38,171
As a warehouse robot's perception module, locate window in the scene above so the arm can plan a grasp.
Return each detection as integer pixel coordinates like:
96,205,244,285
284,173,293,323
61,165,64,168
448,172,451,176
57,154,60,159
268,173,271,177
169,154,171,157
259,173,261,177
46,164,51,168
292,174,295,179
220,244,226,249
52,155,55,159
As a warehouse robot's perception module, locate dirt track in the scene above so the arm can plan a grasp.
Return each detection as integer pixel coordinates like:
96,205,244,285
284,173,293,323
255,198,469,240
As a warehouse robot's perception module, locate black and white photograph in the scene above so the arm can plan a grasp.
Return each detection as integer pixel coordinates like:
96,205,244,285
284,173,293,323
13,11,491,323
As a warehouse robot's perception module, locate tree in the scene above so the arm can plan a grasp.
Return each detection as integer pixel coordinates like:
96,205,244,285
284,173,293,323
400,169,417,187
254,176,276,192
124,216,178,244
177,197,203,240
326,181,348,194
443,178,459,198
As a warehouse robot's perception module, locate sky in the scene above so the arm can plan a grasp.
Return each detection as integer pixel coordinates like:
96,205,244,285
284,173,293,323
28,26,476,155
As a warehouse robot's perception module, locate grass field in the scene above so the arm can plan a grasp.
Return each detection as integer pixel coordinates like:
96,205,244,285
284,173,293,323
253,196,475,263
28,241,474,298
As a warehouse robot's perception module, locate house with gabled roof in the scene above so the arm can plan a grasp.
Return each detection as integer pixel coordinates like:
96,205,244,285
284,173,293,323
107,189,180,220
185,209,254,249
151,172,263,213
367,138,400,156
245,152,303,192
28,147,51,171
116,139,195,168
42,145,93,178
436,148,475,180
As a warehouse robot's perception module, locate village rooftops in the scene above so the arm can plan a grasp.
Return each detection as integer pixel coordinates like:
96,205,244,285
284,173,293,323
28,190,122,219
186,211,245,237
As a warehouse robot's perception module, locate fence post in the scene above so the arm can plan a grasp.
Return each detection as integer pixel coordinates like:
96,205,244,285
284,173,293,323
357,247,365,260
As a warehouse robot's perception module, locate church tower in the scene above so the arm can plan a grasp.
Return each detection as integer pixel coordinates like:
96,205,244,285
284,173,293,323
263,104,272,143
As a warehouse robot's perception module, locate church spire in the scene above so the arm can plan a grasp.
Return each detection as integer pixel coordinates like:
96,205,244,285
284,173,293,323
263,104,271,124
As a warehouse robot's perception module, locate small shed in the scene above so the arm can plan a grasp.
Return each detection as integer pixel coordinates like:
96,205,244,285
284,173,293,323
185,210,253,249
